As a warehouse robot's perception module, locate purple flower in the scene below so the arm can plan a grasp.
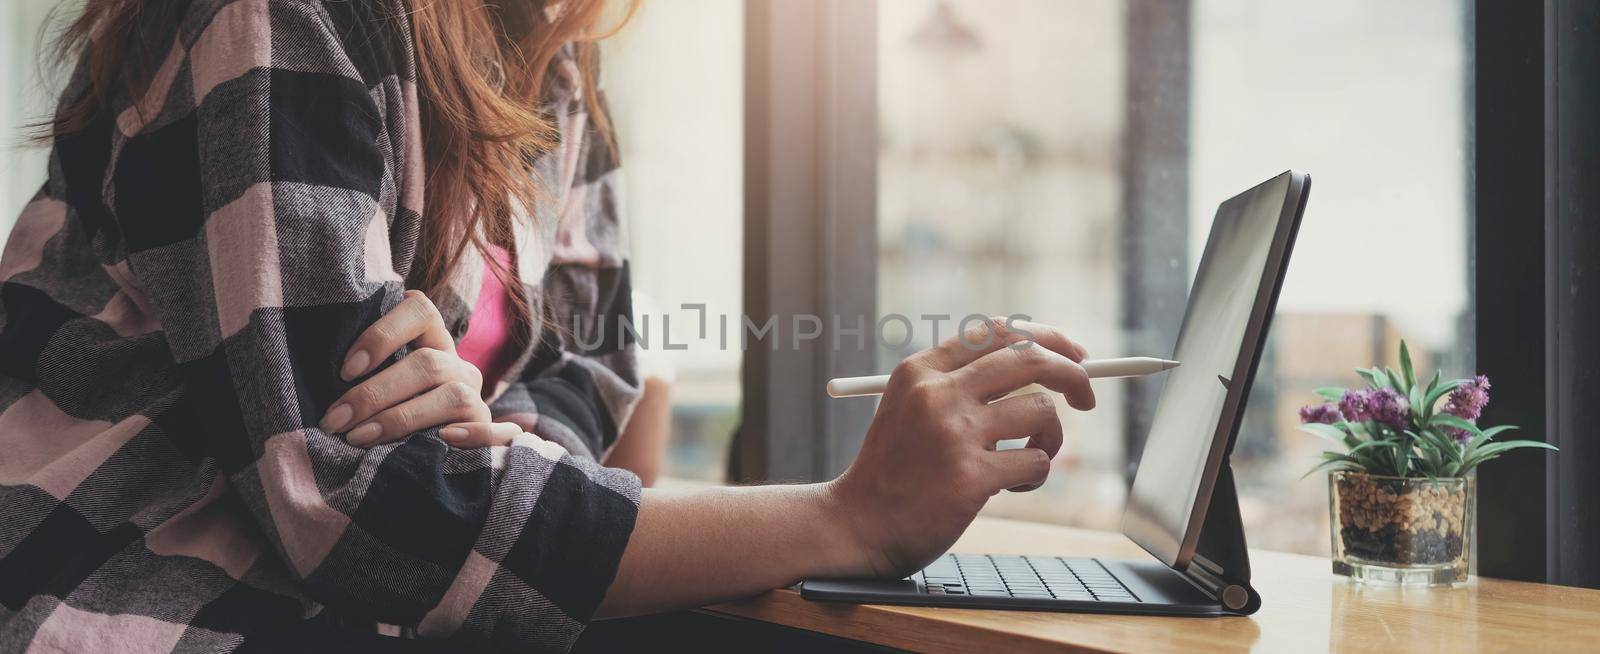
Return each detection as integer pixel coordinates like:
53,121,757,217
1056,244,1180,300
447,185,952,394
1299,403,1342,424
1441,375,1490,442
1443,375,1491,422
1366,387,1411,429
1339,390,1371,423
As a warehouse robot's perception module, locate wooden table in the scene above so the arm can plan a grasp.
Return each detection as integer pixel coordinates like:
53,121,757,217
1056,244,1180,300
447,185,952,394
704,517,1600,653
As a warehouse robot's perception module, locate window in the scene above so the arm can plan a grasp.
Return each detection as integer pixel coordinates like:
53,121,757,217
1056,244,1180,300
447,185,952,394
0,0,58,226
873,0,1472,555
877,0,1132,528
602,0,744,482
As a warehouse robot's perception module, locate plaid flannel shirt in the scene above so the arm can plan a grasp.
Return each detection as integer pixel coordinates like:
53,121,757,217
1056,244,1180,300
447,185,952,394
0,0,643,651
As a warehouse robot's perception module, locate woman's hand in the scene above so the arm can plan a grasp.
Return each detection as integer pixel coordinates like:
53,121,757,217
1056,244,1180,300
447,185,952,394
829,318,1094,578
319,290,522,448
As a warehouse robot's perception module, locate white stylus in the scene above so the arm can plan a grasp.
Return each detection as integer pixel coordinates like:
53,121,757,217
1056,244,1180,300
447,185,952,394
825,356,1181,398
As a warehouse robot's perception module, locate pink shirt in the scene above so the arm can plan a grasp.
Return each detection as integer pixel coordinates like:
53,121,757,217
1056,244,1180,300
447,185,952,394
457,245,518,389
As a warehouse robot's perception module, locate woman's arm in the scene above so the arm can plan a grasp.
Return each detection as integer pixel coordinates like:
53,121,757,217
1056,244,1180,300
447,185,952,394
598,319,1096,617
596,483,855,617
601,376,671,485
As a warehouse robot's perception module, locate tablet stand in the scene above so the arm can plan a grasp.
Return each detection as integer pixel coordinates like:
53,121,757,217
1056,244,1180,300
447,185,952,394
1184,462,1262,614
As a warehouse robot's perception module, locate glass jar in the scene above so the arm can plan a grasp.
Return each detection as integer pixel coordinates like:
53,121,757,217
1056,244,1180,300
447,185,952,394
1329,471,1474,586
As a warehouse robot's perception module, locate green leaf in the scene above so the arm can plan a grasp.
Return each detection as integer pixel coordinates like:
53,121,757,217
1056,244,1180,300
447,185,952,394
1324,421,1363,450
1478,425,1519,440
1459,440,1559,473
1385,367,1408,394
1298,423,1352,446
1408,378,1426,429
1416,370,1442,421
1409,428,1462,466
1303,458,1360,478
1395,439,1410,476
1431,413,1483,437
1312,449,1386,476
1345,439,1392,456
1423,377,1465,417
1416,440,1445,478
1327,442,1385,472
1475,440,1558,458
1420,434,1446,476
1315,386,1347,402
1460,432,1486,470
1401,338,1414,390
1399,339,1417,390
1356,367,1390,390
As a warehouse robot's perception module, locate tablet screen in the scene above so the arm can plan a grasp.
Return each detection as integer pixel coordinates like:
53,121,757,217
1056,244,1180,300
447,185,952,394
1122,172,1301,566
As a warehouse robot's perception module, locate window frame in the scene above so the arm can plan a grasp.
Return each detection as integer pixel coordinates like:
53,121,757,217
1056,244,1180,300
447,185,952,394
1474,0,1600,588
736,0,879,482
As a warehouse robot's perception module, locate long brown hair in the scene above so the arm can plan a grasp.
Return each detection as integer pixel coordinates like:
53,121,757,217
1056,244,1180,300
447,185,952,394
44,0,635,320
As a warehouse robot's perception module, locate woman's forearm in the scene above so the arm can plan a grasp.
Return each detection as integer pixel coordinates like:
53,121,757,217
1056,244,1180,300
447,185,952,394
596,482,870,618
602,377,672,485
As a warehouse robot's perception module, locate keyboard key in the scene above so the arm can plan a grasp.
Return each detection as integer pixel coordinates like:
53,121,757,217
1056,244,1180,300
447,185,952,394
913,555,1143,604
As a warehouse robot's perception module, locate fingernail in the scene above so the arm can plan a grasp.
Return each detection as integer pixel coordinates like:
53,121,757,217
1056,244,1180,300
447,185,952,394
440,427,467,443
321,403,353,433
341,350,371,381
346,422,381,446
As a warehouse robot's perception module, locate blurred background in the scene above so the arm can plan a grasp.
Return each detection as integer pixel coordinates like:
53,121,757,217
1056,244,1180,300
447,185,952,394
2,0,1470,557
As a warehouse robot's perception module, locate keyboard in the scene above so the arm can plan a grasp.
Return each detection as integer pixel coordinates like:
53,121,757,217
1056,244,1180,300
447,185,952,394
916,554,1141,602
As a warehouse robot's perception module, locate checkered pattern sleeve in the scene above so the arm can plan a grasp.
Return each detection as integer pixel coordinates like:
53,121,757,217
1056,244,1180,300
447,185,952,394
107,1,638,649
489,66,644,462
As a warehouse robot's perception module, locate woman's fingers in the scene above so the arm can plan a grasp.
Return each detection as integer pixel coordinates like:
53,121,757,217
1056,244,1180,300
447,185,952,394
924,317,1089,372
954,340,1096,410
342,290,455,380
983,392,1064,458
986,446,1053,494
982,392,1062,493
345,381,491,447
321,348,482,433
439,422,525,448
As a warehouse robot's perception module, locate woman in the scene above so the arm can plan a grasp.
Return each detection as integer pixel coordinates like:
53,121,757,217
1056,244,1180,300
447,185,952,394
0,0,1096,651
